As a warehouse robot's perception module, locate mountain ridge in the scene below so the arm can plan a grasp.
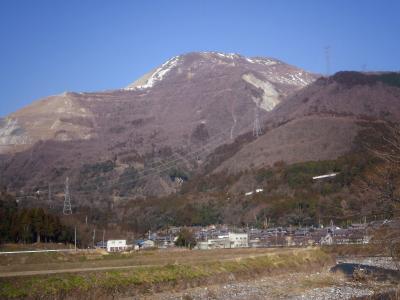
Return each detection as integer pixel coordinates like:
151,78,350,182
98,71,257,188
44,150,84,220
0,51,318,200
214,72,400,173
1,56,399,230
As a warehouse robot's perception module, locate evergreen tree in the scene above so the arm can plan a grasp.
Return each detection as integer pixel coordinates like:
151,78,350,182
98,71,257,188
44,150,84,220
174,228,197,249
0,191,74,245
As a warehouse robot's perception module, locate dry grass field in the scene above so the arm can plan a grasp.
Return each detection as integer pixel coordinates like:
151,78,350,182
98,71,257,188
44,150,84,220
0,247,299,274
0,247,333,299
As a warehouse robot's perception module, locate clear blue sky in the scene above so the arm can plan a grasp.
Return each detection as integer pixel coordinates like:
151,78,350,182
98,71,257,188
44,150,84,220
1,0,399,117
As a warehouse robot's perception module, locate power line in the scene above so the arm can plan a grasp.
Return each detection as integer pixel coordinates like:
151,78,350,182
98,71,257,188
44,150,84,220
6,121,240,193
319,207,400,221
67,128,232,193
8,119,256,195
6,118,261,202
115,124,234,182
94,120,258,190
74,128,240,193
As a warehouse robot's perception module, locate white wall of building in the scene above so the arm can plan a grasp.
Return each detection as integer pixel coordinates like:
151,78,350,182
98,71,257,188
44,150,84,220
229,232,248,248
141,240,155,248
107,240,127,252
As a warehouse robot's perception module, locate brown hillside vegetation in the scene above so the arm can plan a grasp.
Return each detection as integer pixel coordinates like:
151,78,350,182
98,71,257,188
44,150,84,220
0,52,317,201
0,67,399,232
217,72,400,172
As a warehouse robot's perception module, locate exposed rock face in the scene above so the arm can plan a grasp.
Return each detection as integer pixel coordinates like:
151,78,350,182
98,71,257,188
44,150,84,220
241,73,280,111
0,92,96,153
0,52,317,198
0,118,31,146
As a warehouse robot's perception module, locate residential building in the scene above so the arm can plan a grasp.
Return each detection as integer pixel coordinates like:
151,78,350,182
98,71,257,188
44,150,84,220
229,232,248,248
106,240,127,252
139,239,155,249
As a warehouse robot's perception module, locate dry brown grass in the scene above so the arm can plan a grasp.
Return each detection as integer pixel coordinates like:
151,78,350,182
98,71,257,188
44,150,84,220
0,247,333,299
0,247,293,273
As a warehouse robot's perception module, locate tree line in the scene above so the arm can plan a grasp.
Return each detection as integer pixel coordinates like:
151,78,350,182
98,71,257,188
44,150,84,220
0,190,74,244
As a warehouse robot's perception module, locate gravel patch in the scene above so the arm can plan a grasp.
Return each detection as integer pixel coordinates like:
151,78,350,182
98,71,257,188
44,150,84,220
125,257,398,300
143,280,391,300
289,284,375,300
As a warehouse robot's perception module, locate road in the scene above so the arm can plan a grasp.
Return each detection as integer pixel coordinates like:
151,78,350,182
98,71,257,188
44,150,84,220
0,264,159,277
0,250,284,278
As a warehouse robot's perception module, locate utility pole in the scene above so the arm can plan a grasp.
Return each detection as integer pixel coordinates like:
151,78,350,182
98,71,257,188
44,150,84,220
74,226,77,252
92,228,96,249
63,177,72,215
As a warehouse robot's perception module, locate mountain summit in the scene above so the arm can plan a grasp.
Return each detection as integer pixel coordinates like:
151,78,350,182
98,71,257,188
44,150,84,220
0,51,318,201
125,52,315,96
0,52,316,155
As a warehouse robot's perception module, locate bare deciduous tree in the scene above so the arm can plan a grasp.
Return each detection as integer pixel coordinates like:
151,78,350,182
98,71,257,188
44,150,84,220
360,125,400,267
357,126,400,204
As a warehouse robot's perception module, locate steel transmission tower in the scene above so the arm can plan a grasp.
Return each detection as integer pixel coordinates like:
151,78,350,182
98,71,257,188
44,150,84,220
63,177,72,215
324,46,331,76
252,107,262,138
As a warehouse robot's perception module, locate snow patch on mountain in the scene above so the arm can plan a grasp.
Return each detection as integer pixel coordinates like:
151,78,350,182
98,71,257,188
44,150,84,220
125,56,181,90
266,70,314,87
245,57,278,66
215,52,240,60
242,73,280,111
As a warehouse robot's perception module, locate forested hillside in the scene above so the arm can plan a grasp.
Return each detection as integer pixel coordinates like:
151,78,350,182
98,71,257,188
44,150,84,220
0,190,74,244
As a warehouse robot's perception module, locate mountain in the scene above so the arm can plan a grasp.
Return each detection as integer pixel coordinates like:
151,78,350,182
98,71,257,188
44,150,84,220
161,71,400,229
1,51,400,231
214,71,400,173
0,52,317,200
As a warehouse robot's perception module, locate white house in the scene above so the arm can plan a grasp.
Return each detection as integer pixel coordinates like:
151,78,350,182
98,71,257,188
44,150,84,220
140,240,155,249
197,237,230,250
228,232,248,248
198,232,249,250
106,240,127,252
